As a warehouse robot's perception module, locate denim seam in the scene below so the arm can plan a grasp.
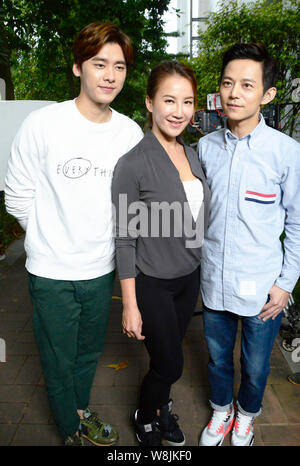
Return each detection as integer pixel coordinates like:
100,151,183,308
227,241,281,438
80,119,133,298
236,400,261,417
209,399,233,412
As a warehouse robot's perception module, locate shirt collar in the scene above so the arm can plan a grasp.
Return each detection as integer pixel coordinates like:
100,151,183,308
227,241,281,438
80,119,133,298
223,114,266,150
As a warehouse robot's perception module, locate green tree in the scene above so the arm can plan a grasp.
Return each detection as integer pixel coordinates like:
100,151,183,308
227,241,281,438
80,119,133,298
3,0,171,122
188,0,300,137
0,0,22,99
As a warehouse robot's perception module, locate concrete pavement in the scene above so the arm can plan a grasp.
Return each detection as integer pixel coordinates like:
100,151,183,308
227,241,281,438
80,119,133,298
0,239,299,447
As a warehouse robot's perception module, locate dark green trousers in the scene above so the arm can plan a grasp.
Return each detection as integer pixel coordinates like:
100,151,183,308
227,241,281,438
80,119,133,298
28,270,115,438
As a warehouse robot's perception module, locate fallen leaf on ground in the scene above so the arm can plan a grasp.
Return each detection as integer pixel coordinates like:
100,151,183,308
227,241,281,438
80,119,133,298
104,360,129,370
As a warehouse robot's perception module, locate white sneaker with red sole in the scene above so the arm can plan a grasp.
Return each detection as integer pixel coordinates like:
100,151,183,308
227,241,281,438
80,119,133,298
199,409,234,446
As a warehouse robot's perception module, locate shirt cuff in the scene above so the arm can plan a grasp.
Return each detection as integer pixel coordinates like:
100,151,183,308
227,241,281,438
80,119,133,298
275,273,300,294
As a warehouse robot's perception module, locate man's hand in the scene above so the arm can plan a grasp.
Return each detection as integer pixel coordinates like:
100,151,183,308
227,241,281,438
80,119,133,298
258,285,290,321
122,304,145,340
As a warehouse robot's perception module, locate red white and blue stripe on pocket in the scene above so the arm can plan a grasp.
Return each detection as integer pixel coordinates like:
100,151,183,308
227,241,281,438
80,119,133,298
245,190,277,204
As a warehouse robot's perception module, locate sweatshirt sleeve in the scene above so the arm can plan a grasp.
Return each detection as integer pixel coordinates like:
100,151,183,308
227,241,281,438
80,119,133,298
4,114,42,231
111,153,141,279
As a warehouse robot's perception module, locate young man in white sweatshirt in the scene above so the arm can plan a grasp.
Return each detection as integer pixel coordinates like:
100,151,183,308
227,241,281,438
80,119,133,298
5,22,143,446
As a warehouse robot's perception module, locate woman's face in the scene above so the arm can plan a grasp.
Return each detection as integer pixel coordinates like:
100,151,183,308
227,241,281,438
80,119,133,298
146,74,195,141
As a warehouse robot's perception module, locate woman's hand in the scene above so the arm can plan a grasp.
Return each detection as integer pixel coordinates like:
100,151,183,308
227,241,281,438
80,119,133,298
122,304,145,340
120,277,145,340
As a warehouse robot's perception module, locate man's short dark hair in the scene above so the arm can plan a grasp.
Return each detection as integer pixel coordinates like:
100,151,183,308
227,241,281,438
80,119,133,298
73,22,133,69
221,43,278,92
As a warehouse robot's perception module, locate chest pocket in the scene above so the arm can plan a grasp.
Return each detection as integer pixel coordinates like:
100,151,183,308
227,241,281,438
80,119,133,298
241,187,279,224
244,190,277,205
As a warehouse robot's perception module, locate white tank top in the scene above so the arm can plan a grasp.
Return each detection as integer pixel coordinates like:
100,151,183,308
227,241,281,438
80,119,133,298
182,179,204,222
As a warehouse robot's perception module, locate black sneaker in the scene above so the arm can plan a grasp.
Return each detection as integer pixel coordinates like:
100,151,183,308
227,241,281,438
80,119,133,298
133,410,162,446
158,399,185,446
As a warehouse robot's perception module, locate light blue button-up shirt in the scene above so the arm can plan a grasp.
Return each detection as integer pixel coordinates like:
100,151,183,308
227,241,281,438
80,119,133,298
198,116,300,316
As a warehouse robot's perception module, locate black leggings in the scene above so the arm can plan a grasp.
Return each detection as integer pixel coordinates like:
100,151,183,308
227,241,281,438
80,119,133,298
135,267,200,424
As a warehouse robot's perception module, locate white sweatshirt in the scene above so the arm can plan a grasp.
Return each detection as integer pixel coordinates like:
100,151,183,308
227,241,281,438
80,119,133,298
5,99,143,280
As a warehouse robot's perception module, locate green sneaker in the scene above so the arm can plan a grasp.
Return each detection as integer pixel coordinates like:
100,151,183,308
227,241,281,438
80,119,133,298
64,433,84,446
80,408,118,446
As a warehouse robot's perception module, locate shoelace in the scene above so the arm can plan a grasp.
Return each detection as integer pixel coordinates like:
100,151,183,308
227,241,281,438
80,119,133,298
208,410,230,433
86,411,112,435
234,413,252,436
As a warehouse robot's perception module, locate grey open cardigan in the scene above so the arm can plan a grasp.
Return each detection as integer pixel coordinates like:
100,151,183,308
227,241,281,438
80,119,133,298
112,130,211,280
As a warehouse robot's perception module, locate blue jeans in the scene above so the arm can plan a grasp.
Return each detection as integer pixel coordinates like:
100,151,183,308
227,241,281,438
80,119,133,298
202,306,282,416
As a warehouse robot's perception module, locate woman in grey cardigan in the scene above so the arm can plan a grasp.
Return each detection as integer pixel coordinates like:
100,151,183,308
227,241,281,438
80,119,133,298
112,61,210,446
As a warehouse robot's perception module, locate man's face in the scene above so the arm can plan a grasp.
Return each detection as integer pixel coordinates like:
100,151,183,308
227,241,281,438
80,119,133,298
220,59,272,129
73,42,127,106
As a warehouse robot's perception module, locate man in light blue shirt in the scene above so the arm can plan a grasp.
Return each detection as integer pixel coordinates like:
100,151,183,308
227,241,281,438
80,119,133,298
198,43,300,447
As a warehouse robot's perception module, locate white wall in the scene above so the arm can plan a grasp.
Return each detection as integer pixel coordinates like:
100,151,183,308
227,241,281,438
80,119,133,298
0,101,56,191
